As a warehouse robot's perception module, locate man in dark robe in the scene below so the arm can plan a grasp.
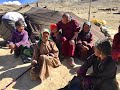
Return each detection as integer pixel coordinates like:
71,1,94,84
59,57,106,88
57,13,80,67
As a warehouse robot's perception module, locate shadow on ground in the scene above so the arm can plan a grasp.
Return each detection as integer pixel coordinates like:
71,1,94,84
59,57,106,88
61,58,84,75
0,65,40,90
0,52,40,90
0,54,23,72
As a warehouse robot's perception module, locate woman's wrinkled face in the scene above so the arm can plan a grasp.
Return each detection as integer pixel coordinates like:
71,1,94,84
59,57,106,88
42,32,49,42
16,25,25,32
83,24,90,32
62,17,69,24
94,47,101,57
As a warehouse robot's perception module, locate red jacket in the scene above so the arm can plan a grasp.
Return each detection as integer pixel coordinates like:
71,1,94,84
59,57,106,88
112,32,120,50
57,19,80,40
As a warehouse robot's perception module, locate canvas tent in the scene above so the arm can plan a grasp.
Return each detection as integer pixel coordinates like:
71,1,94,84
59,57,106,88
25,7,106,43
0,7,106,44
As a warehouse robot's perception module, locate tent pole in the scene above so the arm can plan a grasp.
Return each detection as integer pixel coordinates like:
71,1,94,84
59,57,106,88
88,0,92,21
36,0,39,7
2,67,32,90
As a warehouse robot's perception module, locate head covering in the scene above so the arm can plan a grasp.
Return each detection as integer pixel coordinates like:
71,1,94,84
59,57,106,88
41,28,50,35
38,28,52,46
82,21,91,39
95,39,111,56
83,21,91,28
50,24,57,31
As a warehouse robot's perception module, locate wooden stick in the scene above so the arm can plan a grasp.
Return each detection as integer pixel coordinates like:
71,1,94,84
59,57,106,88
88,0,92,21
2,67,32,90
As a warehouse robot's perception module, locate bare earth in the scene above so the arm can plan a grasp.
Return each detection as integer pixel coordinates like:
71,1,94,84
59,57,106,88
0,1,120,90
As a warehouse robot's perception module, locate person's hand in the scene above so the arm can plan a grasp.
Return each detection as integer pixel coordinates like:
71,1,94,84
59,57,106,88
49,53,54,57
10,49,14,54
82,45,89,51
31,60,37,67
77,40,82,44
9,44,16,50
82,41,88,46
69,40,75,45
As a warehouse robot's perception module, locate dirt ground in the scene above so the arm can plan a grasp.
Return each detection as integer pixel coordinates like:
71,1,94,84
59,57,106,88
0,47,120,90
0,1,120,90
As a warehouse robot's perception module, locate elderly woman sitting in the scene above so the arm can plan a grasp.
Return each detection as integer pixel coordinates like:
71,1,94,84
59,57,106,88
77,21,94,61
30,29,61,82
59,39,119,90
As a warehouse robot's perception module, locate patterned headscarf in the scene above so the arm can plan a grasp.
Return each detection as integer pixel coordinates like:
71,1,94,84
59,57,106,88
82,21,91,39
38,28,52,46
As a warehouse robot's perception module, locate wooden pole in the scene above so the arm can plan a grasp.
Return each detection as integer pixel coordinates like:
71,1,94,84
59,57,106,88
88,0,92,21
36,1,39,7
2,67,32,90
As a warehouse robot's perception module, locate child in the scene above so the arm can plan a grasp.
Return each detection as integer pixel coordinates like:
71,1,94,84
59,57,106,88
77,21,94,61
50,24,62,57
8,20,32,62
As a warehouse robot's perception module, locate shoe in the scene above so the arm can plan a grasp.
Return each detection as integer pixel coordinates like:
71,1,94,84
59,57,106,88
23,57,32,63
20,55,32,63
69,57,76,67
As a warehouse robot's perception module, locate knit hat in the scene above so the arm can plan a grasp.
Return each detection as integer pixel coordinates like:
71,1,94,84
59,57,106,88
50,24,57,31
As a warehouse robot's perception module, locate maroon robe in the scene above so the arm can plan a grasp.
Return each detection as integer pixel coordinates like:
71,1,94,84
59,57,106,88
112,32,120,61
57,19,80,57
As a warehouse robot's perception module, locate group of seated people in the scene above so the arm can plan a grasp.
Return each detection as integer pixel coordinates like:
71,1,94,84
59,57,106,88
7,13,120,89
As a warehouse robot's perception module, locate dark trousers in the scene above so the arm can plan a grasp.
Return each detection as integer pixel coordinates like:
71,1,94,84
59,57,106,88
61,37,75,57
14,46,28,56
59,76,83,90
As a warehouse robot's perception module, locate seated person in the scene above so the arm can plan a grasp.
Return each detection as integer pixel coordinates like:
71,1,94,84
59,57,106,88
57,13,80,67
112,25,120,64
30,29,61,82
59,39,119,90
50,24,62,57
77,21,94,61
1,12,27,43
8,20,31,59
100,25,112,41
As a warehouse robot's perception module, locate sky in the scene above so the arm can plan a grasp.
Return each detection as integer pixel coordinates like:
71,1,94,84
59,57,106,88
0,0,38,5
